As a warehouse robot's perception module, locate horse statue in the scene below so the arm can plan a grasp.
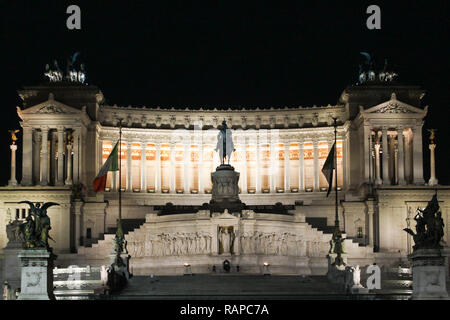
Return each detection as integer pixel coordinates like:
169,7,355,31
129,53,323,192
215,120,235,165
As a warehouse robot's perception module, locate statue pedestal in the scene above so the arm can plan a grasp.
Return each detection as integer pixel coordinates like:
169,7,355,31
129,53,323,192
326,253,348,285
210,164,244,213
2,243,23,297
108,252,131,280
350,286,369,294
17,249,56,300
408,249,450,300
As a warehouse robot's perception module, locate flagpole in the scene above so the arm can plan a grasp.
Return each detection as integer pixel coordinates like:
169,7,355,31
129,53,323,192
115,118,124,258
119,119,122,222
333,117,339,229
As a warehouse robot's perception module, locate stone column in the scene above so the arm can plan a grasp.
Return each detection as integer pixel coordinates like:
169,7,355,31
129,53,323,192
270,142,275,192
363,125,371,182
32,130,41,185
56,127,65,186
72,128,80,184
313,139,319,191
242,141,247,193
428,143,438,186
8,144,18,186
342,135,348,190
50,131,56,185
256,137,261,193
126,141,132,191
184,143,189,193
198,143,203,193
381,127,390,185
40,127,49,186
397,128,406,185
284,142,290,192
21,126,33,186
412,126,425,185
156,143,161,192
374,143,382,185
365,199,376,246
170,143,175,193
73,200,83,251
299,140,304,191
141,142,147,191
65,143,73,185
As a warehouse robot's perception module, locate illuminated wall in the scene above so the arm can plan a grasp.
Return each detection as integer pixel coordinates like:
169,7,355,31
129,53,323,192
337,140,343,188
289,143,300,190
189,145,199,192
146,144,156,191
303,142,314,190
318,141,329,189
275,143,285,191
260,144,270,191
175,144,184,191
231,144,243,192
246,144,256,192
119,142,127,190
202,145,214,192
131,143,141,191
160,144,170,191
99,138,344,193
102,141,113,190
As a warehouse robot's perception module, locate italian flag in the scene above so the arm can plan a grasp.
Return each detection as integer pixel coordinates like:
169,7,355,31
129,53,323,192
93,141,119,192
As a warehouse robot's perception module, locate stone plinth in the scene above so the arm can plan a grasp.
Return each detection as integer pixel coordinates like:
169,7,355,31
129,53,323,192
408,249,450,300
2,242,23,295
326,253,348,285
17,249,56,300
108,252,131,280
210,164,244,213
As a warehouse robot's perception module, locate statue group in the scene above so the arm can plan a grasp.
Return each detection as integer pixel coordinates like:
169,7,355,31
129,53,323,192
44,52,86,84
404,194,445,250
11,201,59,250
358,52,398,84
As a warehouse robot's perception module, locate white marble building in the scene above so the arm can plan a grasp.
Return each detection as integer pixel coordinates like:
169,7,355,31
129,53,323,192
1,81,449,275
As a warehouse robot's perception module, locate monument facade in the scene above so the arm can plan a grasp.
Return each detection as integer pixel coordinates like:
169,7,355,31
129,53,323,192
0,61,449,277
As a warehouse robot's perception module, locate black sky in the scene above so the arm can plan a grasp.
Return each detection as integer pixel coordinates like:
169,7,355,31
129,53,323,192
0,1,449,185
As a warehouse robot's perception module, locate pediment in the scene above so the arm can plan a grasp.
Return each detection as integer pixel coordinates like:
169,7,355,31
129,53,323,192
18,93,84,117
360,93,427,116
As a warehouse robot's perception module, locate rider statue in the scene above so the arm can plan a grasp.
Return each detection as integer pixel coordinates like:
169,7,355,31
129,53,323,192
215,120,235,165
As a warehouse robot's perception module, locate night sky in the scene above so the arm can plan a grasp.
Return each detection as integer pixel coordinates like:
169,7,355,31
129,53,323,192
0,1,448,185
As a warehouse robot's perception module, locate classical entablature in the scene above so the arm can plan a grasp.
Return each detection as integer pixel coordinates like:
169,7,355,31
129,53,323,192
17,92,91,128
97,122,351,144
98,104,349,130
357,92,427,128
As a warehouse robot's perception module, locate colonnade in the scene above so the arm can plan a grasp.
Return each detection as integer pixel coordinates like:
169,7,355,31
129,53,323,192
368,126,424,185
20,126,81,186
101,136,345,194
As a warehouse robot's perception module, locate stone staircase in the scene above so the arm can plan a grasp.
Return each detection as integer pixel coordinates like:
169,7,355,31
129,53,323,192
77,219,146,260
83,219,145,248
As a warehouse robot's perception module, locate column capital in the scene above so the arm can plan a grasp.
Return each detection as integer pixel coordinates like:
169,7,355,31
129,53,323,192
40,126,50,132
21,125,32,132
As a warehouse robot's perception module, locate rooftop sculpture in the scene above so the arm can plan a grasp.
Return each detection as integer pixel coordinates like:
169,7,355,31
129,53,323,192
44,52,86,84
358,52,398,84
